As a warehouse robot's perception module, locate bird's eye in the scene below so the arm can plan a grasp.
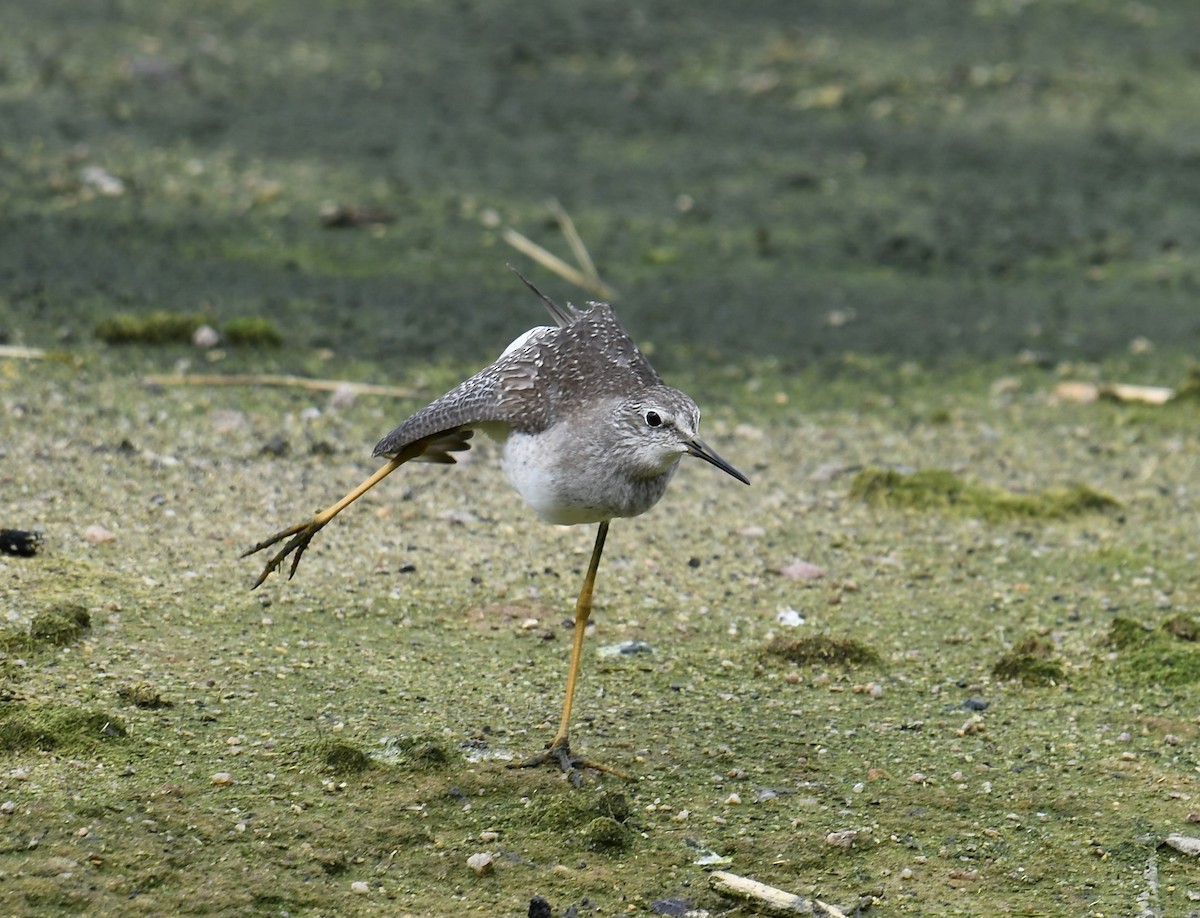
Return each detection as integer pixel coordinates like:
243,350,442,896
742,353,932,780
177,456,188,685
644,410,663,428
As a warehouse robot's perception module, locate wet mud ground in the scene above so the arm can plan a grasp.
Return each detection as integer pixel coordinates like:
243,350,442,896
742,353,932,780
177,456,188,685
3,1,1200,915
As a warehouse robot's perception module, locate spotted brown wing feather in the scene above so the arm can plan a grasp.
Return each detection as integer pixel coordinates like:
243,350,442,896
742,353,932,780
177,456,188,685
372,303,659,460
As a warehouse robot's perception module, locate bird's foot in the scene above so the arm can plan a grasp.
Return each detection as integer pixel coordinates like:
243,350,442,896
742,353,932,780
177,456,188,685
508,738,632,786
242,517,326,588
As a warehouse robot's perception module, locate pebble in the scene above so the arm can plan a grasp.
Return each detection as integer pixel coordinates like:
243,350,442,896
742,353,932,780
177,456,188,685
210,772,234,786
0,800,15,815
597,640,654,658
83,524,117,545
775,560,826,581
775,606,804,627
826,829,857,848
328,383,358,410
81,165,125,196
192,325,220,349
467,852,494,876
350,880,370,895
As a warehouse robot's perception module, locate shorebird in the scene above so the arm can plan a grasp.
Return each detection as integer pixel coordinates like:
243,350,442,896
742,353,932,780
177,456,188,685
245,277,748,780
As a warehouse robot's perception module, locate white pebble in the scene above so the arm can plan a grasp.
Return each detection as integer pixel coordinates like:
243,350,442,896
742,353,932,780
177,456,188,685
467,852,494,876
0,801,14,815
210,772,234,786
192,325,220,349
83,524,117,545
350,880,370,895
826,829,857,848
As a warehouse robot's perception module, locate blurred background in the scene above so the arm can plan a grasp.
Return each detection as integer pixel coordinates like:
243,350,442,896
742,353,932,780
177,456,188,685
3,0,1199,378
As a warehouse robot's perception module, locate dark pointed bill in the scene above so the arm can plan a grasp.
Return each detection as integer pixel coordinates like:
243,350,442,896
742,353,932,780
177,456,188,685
686,437,750,485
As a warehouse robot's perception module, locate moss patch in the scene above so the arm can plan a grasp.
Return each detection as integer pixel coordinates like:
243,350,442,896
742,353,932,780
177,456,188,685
764,634,880,667
849,467,1120,521
314,739,373,775
1105,615,1200,687
95,311,207,345
1162,614,1200,642
373,735,451,771
527,788,633,852
992,635,1065,685
0,706,127,752
116,681,172,709
30,604,90,646
223,317,283,347
1,604,90,652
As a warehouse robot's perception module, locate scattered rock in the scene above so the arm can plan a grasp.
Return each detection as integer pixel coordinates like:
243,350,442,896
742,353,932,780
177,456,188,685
775,606,804,627
192,325,221,349
83,524,117,545
467,851,494,875
597,640,654,658
772,560,826,581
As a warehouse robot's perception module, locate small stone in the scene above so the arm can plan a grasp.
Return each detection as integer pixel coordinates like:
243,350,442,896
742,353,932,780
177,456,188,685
826,829,857,848
81,165,125,196
328,383,357,410
192,325,220,349
1165,734,1181,746
957,715,985,736
210,772,234,786
83,524,117,545
775,606,804,627
774,560,826,581
350,880,370,895
724,793,741,805
480,830,500,842
467,852,494,876
0,801,15,815
597,639,654,658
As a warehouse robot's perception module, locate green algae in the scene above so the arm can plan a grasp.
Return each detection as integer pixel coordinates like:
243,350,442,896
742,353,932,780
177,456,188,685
1105,615,1200,687
991,634,1065,685
116,680,172,709
95,311,207,345
0,706,127,752
222,316,284,348
314,738,373,775
849,466,1120,521
763,634,881,667
0,604,90,652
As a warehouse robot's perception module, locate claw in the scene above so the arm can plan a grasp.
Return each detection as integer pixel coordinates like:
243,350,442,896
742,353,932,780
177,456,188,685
243,519,325,588
508,738,632,785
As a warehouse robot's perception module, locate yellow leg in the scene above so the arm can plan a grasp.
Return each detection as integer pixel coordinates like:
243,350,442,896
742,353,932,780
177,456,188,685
511,521,631,782
549,519,608,748
244,455,404,587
